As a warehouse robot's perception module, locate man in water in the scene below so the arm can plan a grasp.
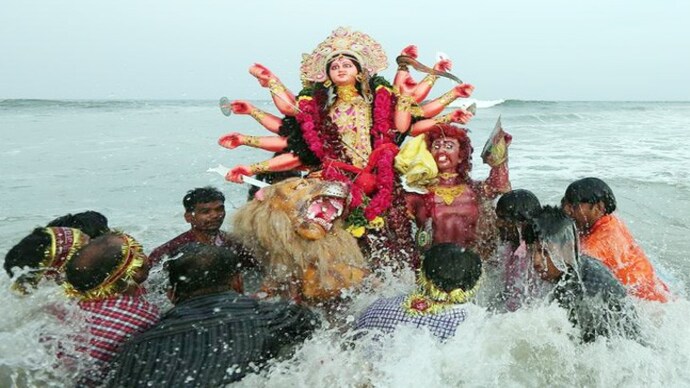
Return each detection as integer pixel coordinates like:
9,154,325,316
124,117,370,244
46,210,110,238
4,227,89,292
149,186,232,265
356,243,482,340
523,206,641,343
105,244,319,386
561,177,670,302
63,232,159,385
495,189,544,311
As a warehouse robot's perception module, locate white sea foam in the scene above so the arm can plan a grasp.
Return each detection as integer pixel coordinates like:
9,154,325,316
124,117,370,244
449,98,505,109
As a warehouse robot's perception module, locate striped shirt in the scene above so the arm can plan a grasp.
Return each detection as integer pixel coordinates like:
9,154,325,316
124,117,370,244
356,295,468,341
105,291,319,387
78,294,159,384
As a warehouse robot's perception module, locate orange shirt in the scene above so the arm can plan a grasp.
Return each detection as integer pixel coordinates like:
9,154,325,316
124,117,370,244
580,214,670,302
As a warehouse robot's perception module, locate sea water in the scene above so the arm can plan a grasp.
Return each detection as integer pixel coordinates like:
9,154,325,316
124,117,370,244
1,99,689,386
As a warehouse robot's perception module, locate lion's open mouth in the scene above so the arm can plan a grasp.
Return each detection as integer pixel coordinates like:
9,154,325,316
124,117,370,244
304,195,345,231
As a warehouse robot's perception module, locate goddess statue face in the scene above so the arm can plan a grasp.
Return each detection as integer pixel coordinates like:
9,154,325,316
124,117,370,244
328,56,359,87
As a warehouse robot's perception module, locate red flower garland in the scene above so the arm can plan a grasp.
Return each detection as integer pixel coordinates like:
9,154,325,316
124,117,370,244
363,86,397,220
296,98,326,160
297,84,399,220
364,146,396,220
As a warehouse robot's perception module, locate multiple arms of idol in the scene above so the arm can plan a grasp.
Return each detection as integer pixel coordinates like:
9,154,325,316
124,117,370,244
220,46,476,182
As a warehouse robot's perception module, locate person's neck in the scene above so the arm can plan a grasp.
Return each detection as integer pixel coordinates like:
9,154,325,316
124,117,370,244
122,284,143,297
190,228,221,244
177,285,239,304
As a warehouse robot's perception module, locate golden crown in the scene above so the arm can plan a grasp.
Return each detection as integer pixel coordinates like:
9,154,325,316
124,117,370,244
300,27,388,83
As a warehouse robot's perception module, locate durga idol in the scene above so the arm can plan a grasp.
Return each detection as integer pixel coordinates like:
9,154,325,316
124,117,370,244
218,27,475,267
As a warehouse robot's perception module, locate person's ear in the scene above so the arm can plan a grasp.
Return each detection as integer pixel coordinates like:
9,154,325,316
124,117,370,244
594,201,607,215
167,285,178,304
184,211,193,223
229,273,244,294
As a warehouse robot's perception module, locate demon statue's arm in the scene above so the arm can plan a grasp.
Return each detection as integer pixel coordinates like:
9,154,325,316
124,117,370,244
480,129,512,198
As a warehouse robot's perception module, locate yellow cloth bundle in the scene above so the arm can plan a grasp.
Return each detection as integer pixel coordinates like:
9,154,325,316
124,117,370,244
394,134,438,188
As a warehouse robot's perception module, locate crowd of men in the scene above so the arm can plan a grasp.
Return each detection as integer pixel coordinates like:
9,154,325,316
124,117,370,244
3,177,672,386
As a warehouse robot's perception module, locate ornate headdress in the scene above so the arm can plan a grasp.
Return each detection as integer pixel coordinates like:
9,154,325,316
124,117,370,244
43,227,89,278
11,227,88,294
403,270,483,316
63,232,146,301
300,27,388,83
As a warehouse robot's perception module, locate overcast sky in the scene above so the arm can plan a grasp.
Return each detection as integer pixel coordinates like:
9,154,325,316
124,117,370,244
1,0,688,101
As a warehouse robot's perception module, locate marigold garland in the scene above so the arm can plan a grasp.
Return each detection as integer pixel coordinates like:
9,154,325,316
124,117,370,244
403,271,483,316
63,232,146,301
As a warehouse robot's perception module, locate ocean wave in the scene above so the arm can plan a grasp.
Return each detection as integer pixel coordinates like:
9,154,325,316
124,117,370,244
449,98,505,109
0,99,212,111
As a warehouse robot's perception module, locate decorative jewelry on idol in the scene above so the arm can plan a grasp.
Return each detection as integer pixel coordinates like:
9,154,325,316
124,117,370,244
437,89,457,107
396,94,423,116
323,79,333,88
421,74,439,87
300,27,388,83
436,113,453,125
403,271,483,316
336,84,359,103
249,109,267,123
431,184,467,205
249,161,270,175
267,78,287,95
63,232,146,301
243,135,260,148
437,172,459,180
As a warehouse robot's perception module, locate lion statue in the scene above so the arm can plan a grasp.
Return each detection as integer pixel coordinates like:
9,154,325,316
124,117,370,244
231,177,369,302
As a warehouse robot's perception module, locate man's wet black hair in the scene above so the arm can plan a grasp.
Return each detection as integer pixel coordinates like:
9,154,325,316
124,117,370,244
562,177,617,214
65,234,123,292
183,187,225,212
523,206,576,245
422,243,482,293
167,243,242,298
496,189,542,223
3,228,51,277
47,211,109,238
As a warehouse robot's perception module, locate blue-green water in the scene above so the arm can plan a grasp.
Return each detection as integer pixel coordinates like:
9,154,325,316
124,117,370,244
1,99,689,386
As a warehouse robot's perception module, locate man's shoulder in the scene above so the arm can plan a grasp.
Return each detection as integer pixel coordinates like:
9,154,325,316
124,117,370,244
358,295,407,324
149,230,196,261
157,230,196,249
579,256,627,296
